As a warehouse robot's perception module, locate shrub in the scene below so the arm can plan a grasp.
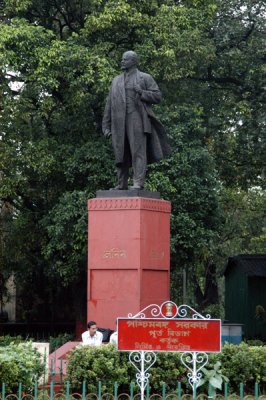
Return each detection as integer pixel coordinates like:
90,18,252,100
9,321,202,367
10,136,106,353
0,335,24,346
65,343,266,395
66,346,188,393
249,346,266,391
208,343,266,393
0,342,45,393
148,351,187,391
65,344,130,393
245,339,265,346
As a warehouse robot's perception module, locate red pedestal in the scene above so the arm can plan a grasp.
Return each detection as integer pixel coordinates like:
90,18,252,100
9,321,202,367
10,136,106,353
87,197,171,330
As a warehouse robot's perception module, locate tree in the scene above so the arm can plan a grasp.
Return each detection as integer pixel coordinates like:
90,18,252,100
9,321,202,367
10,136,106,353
199,0,265,190
0,0,264,321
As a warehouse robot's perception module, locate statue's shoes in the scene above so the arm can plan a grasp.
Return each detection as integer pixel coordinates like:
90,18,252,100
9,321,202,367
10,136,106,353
129,185,144,190
109,185,128,190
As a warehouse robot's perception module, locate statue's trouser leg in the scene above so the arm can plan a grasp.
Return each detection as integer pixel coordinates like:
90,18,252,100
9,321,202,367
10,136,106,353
125,111,147,187
116,135,131,189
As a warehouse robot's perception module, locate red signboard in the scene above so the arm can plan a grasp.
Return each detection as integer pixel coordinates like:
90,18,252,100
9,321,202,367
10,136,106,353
117,318,221,352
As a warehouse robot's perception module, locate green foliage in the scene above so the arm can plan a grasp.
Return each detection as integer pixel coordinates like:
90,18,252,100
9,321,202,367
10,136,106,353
0,333,74,353
212,188,266,277
66,344,266,394
65,345,130,393
0,342,45,393
245,339,265,347
210,343,266,392
0,0,264,318
0,335,24,347
65,344,187,393
198,361,229,394
148,351,187,391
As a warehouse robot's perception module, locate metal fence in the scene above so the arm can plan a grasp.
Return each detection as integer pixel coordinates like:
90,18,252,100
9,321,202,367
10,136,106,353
1,381,266,400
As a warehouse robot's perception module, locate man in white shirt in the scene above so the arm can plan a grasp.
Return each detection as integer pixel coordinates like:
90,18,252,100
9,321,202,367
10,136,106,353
81,321,103,346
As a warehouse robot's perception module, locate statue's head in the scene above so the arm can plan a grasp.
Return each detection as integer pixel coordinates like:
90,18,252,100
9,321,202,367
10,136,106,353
121,50,139,70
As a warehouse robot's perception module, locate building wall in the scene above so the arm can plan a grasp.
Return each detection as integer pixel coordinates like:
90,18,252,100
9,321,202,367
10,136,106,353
225,264,247,326
225,259,266,340
247,277,266,339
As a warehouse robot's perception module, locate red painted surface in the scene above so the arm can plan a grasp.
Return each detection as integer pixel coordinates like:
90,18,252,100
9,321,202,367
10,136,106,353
75,320,86,340
87,197,171,330
117,318,221,352
49,341,81,376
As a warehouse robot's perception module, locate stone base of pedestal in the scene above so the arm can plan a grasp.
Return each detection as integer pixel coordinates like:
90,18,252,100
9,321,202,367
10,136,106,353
87,195,171,330
96,189,160,199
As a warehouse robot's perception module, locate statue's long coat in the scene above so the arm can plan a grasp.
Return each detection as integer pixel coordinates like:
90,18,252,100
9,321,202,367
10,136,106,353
102,69,171,166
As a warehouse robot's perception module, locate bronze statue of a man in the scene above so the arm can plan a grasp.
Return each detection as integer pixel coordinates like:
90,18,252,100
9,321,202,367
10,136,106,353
102,50,171,190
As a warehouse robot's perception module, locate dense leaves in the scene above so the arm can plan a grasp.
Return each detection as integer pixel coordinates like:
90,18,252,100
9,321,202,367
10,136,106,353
65,343,266,393
0,342,45,392
0,0,265,320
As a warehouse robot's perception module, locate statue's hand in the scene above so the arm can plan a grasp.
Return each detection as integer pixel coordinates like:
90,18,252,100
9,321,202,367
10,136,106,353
134,84,143,95
103,129,112,138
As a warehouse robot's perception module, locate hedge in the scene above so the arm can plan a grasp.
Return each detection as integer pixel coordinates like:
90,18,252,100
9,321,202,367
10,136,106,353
65,343,266,394
0,342,45,393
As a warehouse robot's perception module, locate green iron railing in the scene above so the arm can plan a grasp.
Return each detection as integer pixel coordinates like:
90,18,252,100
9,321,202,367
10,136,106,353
0,381,265,400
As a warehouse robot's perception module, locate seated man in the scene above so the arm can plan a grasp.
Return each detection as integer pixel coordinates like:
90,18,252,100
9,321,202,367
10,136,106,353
81,320,103,346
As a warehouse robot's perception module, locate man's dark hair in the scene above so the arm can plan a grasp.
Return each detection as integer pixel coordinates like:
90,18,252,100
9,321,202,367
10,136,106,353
87,320,97,328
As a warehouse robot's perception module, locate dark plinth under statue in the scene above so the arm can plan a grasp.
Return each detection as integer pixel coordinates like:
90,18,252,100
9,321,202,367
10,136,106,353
96,189,160,199
87,190,171,330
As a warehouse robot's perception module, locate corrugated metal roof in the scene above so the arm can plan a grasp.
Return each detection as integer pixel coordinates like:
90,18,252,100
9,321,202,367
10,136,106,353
224,254,266,277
